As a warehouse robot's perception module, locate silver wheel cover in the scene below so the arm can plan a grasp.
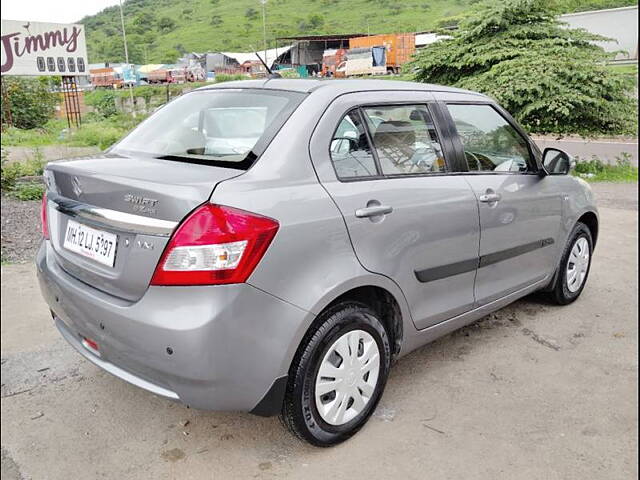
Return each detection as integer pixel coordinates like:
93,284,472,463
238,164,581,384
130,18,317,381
314,329,380,426
566,236,590,293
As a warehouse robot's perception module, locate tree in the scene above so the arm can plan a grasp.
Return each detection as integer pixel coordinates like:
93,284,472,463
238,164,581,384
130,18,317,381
132,11,156,34
410,0,637,136
1,77,59,129
157,16,176,33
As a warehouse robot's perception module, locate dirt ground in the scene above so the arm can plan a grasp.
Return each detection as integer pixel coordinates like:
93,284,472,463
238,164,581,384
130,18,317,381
1,185,637,480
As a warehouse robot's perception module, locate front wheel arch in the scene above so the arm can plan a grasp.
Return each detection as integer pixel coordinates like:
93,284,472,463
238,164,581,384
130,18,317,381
543,213,598,292
578,211,598,249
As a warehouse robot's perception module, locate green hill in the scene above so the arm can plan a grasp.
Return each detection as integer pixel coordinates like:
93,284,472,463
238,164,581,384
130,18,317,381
80,0,637,65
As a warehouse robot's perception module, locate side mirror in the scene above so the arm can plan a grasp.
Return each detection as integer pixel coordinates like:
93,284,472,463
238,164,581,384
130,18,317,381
541,147,573,175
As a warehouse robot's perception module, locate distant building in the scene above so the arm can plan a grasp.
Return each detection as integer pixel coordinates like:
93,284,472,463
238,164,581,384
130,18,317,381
275,34,366,72
560,6,638,61
178,47,293,74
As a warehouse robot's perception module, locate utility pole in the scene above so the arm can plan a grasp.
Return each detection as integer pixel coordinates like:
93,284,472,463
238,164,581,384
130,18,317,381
260,0,268,69
119,0,136,117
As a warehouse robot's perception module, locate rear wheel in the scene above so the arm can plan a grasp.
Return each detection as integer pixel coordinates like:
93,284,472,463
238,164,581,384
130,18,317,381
549,222,593,305
280,302,391,446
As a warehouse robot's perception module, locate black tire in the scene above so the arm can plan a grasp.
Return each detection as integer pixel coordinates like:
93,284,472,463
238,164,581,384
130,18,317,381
548,222,593,305
280,301,391,447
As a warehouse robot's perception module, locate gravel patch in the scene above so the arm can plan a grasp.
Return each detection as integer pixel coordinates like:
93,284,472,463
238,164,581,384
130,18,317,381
1,194,42,264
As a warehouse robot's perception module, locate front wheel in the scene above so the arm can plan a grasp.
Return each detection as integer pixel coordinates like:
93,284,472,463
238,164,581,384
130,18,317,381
280,302,391,446
549,222,593,305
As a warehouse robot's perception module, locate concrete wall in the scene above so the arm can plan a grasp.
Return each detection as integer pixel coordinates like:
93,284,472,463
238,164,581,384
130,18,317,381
560,6,638,60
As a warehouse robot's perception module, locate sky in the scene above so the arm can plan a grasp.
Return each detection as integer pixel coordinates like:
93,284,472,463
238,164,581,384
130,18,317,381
1,0,119,24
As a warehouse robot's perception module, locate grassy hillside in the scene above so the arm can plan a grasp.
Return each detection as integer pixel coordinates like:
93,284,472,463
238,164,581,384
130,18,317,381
80,0,637,65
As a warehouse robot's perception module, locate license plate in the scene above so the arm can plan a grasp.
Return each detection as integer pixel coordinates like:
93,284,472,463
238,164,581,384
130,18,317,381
63,220,118,267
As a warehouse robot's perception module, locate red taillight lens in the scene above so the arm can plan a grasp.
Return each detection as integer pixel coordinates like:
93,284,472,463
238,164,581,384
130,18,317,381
150,204,279,286
41,193,49,239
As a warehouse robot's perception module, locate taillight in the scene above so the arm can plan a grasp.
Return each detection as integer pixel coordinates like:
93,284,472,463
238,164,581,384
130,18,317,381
41,193,49,239
150,204,279,286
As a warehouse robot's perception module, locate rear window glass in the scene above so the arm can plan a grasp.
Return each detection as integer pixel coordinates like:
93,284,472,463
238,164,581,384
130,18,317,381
112,89,305,169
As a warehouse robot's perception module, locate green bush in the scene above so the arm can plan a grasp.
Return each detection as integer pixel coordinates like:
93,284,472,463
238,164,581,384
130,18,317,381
410,0,638,136
1,148,20,190
1,77,60,129
574,153,638,182
9,182,45,200
85,89,119,118
1,148,47,195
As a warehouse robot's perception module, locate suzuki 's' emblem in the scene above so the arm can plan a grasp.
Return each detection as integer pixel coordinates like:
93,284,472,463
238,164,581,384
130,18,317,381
71,176,82,197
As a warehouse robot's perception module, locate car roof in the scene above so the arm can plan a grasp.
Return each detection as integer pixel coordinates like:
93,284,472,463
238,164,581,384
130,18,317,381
196,78,488,98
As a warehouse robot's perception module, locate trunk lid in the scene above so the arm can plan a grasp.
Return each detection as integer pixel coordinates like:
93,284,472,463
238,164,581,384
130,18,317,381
45,154,242,301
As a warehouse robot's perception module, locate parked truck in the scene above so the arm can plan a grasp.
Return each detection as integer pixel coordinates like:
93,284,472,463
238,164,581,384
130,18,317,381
147,68,187,84
89,68,123,89
335,46,387,77
349,33,416,73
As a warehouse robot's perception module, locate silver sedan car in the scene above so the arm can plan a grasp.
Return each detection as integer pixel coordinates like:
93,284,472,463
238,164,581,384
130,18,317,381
37,79,598,446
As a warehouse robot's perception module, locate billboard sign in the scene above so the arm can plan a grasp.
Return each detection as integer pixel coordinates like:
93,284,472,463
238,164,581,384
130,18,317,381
1,19,88,76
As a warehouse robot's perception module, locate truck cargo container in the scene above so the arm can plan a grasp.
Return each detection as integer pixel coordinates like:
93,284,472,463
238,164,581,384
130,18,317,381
349,33,415,72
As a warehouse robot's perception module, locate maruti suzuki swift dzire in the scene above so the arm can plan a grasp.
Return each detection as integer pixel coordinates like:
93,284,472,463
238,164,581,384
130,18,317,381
37,79,598,446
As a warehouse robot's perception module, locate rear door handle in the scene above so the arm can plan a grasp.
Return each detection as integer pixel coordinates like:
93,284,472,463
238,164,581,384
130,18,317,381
355,205,393,218
479,193,502,203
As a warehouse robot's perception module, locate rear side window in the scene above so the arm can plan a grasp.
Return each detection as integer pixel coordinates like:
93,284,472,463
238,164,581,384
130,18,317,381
447,104,532,173
329,104,447,180
362,105,446,175
330,110,378,178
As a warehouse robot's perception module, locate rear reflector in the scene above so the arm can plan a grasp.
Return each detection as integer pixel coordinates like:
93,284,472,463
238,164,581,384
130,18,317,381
41,193,49,239
150,204,279,286
82,336,100,354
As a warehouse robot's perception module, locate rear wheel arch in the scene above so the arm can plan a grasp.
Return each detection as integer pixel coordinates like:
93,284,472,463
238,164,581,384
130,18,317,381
302,283,405,363
322,286,403,359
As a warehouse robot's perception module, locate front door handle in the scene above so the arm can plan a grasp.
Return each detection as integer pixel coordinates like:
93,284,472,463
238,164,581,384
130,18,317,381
355,205,393,218
479,192,502,203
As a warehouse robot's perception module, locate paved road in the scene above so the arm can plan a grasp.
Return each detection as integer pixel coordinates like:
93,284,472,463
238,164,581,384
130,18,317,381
533,136,638,166
1,192,638,480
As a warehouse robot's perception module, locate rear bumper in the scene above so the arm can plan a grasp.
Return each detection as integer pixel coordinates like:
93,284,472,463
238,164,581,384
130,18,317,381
36,241,310,413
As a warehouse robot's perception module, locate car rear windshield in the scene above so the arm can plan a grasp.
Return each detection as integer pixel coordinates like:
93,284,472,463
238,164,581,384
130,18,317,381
111,89,306,169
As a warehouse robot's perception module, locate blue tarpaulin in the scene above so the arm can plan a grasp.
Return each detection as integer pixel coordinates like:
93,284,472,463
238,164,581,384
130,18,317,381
372,46,386,67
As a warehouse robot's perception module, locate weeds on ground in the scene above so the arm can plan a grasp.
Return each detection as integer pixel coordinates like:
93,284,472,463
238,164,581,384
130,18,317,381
573,153,638,182
1,119,68,146
9,182,45,200
1,114,145,150
1,148,47,200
